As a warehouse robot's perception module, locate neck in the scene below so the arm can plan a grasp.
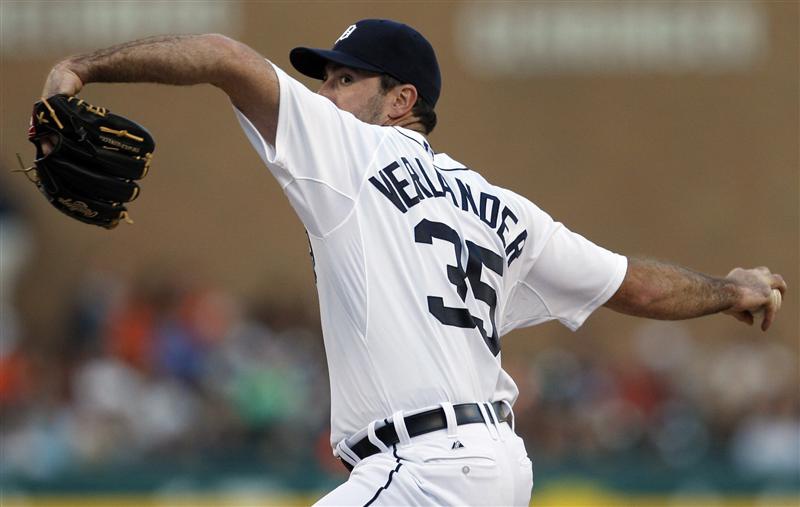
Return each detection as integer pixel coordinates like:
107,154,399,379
384,114,426,135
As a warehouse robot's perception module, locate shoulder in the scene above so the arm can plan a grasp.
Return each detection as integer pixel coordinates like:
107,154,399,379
433,155,545,218
432,153,505,197
433,153,469,172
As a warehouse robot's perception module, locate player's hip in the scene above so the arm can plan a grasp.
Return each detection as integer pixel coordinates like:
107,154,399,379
321,411,532,506
318,424,532,506
397,423,533,506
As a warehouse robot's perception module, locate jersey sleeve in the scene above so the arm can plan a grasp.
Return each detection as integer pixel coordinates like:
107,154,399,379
233,62,387,237
500,198,628,333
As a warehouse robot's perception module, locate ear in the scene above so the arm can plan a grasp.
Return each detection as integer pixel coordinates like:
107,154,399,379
387,84,418,119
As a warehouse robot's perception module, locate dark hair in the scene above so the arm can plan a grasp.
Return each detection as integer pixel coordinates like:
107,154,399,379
380,74,437,135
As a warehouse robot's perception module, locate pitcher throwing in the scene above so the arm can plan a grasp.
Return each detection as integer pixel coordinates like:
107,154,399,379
37,19,786,506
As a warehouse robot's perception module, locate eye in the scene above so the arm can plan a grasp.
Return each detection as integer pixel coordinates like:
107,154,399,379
339,74,353,85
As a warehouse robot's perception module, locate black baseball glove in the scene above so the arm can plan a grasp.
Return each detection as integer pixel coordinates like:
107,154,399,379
23,94,155,229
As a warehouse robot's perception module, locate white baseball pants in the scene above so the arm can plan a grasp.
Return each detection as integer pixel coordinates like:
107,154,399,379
315,421,533,506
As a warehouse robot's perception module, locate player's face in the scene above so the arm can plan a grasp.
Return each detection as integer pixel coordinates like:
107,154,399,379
318,64,391,125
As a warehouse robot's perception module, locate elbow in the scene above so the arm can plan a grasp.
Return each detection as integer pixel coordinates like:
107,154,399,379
203,33,241,54
199,34,259,89
605,259,665,317
606,278,660,316
628,285,662,311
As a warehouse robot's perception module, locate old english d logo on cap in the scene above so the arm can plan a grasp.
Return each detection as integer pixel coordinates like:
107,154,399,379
336,24,357,44
290,19,442,107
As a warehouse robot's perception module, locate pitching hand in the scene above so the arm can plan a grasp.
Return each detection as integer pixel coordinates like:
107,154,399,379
724,267,786,331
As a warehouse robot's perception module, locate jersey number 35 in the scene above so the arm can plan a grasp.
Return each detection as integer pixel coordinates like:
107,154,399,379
414,219,504,356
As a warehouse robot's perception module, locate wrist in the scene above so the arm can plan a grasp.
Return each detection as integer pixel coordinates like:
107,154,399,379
61,58,88,82
42,60,85,98
719,277,744,312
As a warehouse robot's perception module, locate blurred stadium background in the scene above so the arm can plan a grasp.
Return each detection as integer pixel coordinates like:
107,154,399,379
0,1,797,506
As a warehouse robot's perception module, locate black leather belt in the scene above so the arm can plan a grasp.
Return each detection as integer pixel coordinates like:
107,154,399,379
341,401,508,471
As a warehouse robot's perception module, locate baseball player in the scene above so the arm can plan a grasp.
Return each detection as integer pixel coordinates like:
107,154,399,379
39,19,786,506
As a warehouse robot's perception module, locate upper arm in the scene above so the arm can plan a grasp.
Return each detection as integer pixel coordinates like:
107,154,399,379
500,197,627,332
211,35,279,145
224,46,389,237
522,226,628,330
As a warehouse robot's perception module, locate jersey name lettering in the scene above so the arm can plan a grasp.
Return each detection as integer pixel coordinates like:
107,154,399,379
369,157,528,266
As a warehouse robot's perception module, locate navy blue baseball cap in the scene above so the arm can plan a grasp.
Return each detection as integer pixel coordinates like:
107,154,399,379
290,19,441,107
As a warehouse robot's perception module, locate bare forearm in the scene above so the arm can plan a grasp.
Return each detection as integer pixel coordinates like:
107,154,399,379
43,33,279,143
606,258,739,320
53,34,236,89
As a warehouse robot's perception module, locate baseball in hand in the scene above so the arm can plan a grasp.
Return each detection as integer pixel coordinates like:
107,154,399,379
752,289,782,316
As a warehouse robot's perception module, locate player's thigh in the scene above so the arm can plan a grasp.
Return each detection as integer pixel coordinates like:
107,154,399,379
314,452,423,507
503,427,534,506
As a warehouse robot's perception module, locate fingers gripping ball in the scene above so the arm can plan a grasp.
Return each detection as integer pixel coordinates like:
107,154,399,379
771,288,782,311
768,288,782,312
24,94,155,229
751,288,782,318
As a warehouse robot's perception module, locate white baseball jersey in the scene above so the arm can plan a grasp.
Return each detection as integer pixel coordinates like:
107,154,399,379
234,63,628,449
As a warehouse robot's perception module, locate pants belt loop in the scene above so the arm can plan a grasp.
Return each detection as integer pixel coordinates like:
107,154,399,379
367,421,390,453
439,402,459,438
477,403,499,441
500,400,515,432
392,410,412,447
335,438,359,469
485,402,505,442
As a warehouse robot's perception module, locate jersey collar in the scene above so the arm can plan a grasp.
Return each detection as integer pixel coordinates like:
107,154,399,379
392,126,435,158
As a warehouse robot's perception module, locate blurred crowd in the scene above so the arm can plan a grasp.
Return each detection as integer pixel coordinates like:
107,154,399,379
0,191,798,491
0,265,331,483
507,322,799,480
